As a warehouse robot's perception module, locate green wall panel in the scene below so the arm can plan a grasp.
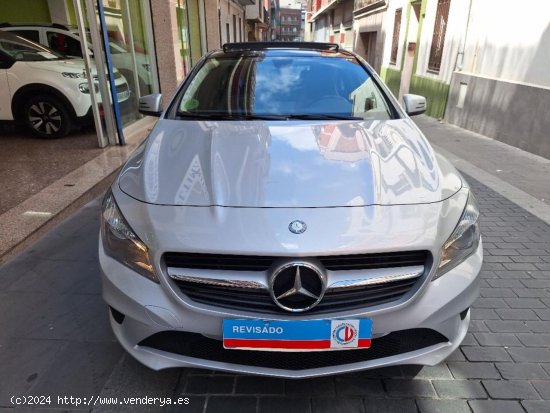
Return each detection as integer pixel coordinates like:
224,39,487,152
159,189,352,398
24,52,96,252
380,67,402,98
0,0,51,23
409,75,450,119
66,0,77,25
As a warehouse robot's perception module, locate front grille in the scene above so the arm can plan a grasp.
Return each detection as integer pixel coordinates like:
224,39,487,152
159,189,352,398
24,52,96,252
138,328,448,370
165,250,429,314
163,251,428,271
174,276,419,315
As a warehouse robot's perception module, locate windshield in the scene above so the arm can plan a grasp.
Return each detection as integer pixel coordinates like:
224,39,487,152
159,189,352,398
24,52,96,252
174,55,395,120
0,33,63,61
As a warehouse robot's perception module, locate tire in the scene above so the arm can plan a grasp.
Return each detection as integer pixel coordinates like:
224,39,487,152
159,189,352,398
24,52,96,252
22,95,72,138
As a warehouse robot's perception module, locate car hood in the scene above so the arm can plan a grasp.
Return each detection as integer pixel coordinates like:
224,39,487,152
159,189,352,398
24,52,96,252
118,118,462,208
24,59,104,76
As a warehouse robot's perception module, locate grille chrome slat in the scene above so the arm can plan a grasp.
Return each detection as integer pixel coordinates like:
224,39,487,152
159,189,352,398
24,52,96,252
164,251,429,314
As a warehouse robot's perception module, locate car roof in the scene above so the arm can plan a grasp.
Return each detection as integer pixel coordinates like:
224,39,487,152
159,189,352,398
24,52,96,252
209,42,357,59
0,22,70,30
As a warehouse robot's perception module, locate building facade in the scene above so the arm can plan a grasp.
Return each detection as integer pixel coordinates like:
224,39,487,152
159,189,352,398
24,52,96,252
0,0,249,147
444,0,550,158
278,6,302,41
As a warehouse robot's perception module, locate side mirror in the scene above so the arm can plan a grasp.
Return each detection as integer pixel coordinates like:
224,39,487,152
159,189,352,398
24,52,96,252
402,94,427,116
139,93,163,117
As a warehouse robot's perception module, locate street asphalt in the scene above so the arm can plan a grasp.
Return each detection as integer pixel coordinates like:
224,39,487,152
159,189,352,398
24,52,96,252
1,118,550,413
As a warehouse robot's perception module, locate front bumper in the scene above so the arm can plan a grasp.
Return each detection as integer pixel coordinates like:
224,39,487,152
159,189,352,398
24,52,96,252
100,241,482,378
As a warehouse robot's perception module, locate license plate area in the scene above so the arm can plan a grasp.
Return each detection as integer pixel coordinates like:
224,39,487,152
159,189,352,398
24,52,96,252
223,319,372,351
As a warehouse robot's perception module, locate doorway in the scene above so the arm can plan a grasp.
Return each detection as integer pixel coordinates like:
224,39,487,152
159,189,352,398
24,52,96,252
399,1,422,100
359,31,378,69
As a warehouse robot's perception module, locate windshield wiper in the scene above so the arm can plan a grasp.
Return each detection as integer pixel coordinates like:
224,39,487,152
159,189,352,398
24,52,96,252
175,112,362,121
284,114,363,120
176,111,286,120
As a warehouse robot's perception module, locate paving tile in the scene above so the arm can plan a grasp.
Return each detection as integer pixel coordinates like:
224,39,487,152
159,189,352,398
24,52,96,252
334,377,384,396
495,363,549,380
474,333,522,346
485,320,531,333
448,362,502,379
417,399,471,413
186,376,234,394
496,309,540,321
507,348,550,363
363,399,417,413
531,380,550,399
517,334,550,347
0,338,66,406
235,376,284,395
30,341,123,403
311,397,364,413
383,379,436,398
469,400,526,413
401,363,453,379
534,310,550,320
504,299,546,309
482,380,540,399
259,397,311,413
526,322,550,333
521,400,550,413
433,379,487,399
284,377,335,396
205,396,256,413
463,346,513,362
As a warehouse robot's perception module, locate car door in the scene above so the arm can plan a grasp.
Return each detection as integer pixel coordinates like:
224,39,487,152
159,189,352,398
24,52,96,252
0,52,14,120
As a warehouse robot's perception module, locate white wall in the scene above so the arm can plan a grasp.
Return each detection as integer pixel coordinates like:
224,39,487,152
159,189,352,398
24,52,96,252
415,0,470,83
380,0,408,69
462,0,550,88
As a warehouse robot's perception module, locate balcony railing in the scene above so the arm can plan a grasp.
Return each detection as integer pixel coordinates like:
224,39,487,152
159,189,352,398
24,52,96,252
354,0,386,13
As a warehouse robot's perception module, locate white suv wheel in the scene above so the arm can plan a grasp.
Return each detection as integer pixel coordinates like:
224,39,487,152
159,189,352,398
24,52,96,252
23,95,72,138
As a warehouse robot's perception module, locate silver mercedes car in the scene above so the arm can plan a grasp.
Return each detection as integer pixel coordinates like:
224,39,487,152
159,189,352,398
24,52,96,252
99,42,482,377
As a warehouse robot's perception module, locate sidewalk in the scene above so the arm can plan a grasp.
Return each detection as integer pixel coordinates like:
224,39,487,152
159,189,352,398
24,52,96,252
415,115,550,224
0,117,156,263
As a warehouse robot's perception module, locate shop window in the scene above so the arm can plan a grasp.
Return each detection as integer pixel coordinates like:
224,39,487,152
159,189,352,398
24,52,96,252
428,0,451,72
390,8,402,65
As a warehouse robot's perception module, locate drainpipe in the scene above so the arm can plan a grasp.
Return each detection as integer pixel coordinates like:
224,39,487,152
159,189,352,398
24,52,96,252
455,0,473,71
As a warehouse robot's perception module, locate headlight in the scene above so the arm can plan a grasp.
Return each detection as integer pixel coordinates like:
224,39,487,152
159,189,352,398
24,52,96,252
101,191,158,282
62,72,85,78
78,82,99,94
435,192,481,279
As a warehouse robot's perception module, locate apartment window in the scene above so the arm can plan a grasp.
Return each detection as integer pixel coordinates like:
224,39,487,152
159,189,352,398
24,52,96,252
226,23,230,43
428,0,451,72
390,8,402,65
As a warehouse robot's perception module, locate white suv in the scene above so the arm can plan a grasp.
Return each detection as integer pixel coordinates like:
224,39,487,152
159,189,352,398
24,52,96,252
0,31,130,138
0,23,153,96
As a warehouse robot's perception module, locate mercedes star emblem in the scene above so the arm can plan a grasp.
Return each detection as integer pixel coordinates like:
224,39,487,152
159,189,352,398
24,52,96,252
269,262,326,312
288,220,307,234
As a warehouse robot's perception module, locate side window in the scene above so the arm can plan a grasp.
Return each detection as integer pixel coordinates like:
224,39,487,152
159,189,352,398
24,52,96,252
47,32,83,57
11,30,40,43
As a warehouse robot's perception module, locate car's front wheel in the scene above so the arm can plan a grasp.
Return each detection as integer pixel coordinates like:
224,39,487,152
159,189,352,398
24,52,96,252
22,95,72,138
